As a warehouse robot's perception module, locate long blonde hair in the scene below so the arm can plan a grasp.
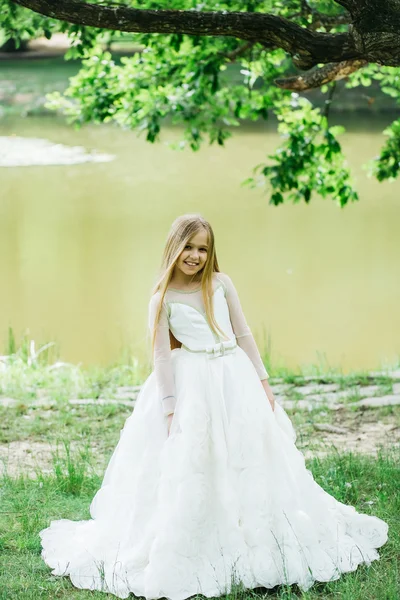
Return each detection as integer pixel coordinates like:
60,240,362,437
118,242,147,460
151,213,229,354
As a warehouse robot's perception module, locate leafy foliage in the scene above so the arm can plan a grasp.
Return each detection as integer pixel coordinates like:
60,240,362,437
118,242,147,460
371,119,400,181
0,0,58,45
46,43,287,150
2,0,400,205
244,95,358,207
346,64,400,182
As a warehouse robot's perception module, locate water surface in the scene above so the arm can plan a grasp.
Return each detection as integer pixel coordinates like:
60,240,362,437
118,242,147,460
1,114,399,372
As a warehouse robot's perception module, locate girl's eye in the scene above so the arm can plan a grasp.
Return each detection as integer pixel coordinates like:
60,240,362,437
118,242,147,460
184,245,207,251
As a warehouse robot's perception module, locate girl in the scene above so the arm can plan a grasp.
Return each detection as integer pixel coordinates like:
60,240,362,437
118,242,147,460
40,213,388,599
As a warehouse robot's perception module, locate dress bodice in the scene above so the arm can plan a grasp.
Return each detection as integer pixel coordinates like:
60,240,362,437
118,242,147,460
165,277,235,350
148,272,269,415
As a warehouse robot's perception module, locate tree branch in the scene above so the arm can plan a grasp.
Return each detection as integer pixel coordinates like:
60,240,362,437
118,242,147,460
275,59,368,90
12,0,400,68
12,0,359,69
221,41,254,62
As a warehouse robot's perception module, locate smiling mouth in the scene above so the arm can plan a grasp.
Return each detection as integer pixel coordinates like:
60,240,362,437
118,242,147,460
185,261,199,266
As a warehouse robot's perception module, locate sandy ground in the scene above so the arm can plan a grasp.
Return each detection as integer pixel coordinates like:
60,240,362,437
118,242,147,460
300,419,400,459
0,440,105,479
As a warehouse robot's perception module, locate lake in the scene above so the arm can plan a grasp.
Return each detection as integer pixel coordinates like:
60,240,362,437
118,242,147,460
1,61,399,373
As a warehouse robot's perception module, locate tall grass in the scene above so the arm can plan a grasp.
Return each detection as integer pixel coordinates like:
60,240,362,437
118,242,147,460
2,328,399,406
51,440,97,496
0,328,146,402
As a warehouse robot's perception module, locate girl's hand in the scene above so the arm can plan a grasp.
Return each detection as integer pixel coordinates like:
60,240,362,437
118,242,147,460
261,379,275,412
166,413,174,435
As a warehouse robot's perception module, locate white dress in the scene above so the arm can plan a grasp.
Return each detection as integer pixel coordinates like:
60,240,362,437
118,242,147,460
40,272,388,599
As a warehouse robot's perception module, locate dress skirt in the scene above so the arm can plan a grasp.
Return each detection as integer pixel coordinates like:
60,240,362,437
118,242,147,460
40,345,388,599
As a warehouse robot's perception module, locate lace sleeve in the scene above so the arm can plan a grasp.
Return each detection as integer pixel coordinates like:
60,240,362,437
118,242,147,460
148,293,176,416
217,273,269,380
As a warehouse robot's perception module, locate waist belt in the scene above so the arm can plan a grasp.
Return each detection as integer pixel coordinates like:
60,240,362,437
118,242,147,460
182,338,237,359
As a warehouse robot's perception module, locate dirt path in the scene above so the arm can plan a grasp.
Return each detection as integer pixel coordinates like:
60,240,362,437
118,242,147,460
299,415,400,459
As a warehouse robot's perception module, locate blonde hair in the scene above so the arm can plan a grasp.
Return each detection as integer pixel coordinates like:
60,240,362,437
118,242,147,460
151,213,229,354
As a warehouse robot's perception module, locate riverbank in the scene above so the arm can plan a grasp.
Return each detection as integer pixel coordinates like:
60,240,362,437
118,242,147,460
1,338,399,477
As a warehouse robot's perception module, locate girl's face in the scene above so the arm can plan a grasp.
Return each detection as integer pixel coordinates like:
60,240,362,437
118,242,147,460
175,228,209,278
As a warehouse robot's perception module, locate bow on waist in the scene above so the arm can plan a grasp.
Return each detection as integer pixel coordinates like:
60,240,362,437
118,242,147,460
182,338,237,359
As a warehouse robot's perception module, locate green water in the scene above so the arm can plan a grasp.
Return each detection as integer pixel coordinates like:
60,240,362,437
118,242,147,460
1,59,399,372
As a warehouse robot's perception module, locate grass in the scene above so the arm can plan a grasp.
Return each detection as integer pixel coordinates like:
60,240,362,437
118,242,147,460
0,446,398,599
1,387,399,475
1,331,399,470
2,328,399,405
0,329,148,403
4,400,398,448
0,402,131,477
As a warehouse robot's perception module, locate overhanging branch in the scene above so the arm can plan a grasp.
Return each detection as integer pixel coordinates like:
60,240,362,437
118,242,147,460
12,0,400,68
221,42,255,62
12,0,358,69
275,58,368,90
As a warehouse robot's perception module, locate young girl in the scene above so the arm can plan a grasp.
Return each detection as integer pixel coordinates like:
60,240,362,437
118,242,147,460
40,213,388,599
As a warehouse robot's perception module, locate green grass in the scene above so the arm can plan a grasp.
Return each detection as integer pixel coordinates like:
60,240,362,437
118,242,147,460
0,447,398,599
0,403,131,472
0,401,130,442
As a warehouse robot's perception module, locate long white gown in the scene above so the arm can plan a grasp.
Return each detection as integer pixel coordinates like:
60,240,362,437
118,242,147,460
40,272,388,599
